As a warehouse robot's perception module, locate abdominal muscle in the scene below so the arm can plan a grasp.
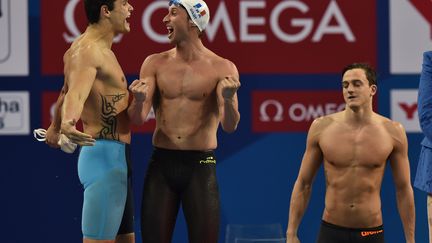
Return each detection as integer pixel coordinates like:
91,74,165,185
322,168,384,228
152,98,220,151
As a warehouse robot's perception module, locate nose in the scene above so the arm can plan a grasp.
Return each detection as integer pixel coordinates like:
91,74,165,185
163,14,169,24
129,3,134,12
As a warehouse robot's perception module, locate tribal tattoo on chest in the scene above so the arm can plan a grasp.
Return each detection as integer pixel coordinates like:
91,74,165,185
98,93,126,140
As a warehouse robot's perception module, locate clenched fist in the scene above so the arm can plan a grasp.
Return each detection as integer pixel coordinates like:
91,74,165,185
218,76,240,99
129,79,149,102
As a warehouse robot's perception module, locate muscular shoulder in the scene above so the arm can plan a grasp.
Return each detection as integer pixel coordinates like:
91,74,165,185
140,49,174,68
142,51,167,64
138,50,171,76
64,39,104,68
312,114,336,128
378,115,407,144
307,112,339,139
207,52,239,78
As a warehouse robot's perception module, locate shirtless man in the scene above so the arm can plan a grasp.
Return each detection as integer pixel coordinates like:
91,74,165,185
59,0,135,242
127,0,240,242
286,63,415,243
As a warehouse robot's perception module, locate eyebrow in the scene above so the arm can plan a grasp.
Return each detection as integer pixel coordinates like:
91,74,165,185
169,6,179,12
342,79,362,83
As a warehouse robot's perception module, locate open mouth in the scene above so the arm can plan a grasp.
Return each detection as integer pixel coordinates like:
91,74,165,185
167,26,174,37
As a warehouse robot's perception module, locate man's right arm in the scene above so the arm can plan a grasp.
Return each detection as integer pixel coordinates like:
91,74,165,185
128,55,156,125
61,50,97,146
286,119,324,242
45,85,67,148
418,51,432,141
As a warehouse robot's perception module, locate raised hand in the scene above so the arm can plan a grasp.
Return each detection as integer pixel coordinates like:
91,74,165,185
218,76,240,99
129,79,149,102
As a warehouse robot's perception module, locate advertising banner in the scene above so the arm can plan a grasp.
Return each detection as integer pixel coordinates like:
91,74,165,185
252,90,345,132
0,0,29,76
41,0,376,75
390,89,420,133
390,0,432,74
0,91,30,135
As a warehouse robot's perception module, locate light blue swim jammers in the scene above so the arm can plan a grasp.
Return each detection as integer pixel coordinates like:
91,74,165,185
78,139,129,240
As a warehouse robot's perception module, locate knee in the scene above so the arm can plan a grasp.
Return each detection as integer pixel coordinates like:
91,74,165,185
115,233,135,243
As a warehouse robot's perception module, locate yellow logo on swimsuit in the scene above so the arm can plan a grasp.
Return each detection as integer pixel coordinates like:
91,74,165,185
199,156,216,164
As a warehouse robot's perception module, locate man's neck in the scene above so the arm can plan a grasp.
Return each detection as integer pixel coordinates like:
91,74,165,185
175,37,205,62
344,105,374,125
85,23,115,49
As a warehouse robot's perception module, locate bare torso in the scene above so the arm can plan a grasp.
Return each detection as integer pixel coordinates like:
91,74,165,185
64,34,131,143
150,48,232,150
318,111,397,228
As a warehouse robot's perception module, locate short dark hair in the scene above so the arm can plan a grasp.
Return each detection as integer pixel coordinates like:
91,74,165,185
84,0,115,24
342,63,377,86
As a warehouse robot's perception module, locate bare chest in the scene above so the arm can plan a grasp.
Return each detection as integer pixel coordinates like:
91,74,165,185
156,63,218,100
90,53,128,111
319,125,394,167
96,53,127,91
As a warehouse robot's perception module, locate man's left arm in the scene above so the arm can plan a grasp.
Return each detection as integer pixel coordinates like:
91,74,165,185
389,122,415,243
216,60,240,133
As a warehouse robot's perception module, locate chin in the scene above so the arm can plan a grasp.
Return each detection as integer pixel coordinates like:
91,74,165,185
168,38,177,45
347,103,361,110
115,28,129,35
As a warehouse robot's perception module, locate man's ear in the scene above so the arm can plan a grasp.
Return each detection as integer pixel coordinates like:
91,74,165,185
370,84,377,96
100,5,111,18
189,19,197,28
